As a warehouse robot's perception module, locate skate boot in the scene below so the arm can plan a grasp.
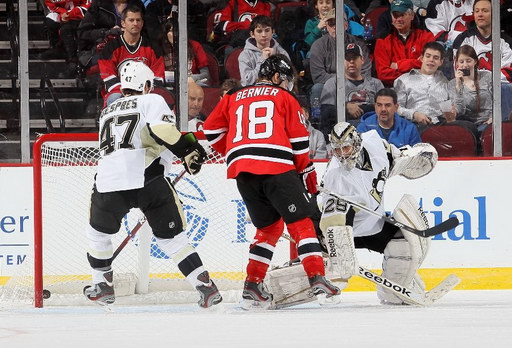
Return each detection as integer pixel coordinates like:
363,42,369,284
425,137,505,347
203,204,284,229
83,270,115,305
241,280,273,310
195,271,223,308
308,275,341,300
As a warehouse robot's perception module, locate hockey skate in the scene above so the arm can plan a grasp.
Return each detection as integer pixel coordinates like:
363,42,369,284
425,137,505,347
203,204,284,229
195,271,222,308
83,270,115,307
241,280,273,310
308,275,341,305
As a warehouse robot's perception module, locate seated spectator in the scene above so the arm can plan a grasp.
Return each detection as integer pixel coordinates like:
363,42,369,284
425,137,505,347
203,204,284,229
394,41,476,134
319,43,384,136
238,15,289,86
448,45,492,135
162,20,211,87
98,5,165,105
453,0,512,121
188,82,206,132
357,88,421,147
301,105,328,159
41,0,92,77
211,0,272,48
304,1,364,48
220,78,241,98
77,0,144,73
425,0,474,44
309,9,371,106
374,0,434,87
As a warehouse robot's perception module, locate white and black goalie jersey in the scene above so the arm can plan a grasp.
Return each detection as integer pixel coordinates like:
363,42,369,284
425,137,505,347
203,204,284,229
318,130,394,237
96,94,176,193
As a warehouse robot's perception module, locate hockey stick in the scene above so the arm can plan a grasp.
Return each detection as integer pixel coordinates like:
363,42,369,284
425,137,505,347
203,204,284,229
281,233,459,306
111,169,187,261
317,187,460,238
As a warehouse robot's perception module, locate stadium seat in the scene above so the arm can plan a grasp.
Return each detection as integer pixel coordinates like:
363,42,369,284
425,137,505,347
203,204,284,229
203,46,221,87
481,121,512,156
421,125,478,157
201,87,221,117
273,1,308,23
365,6,388,28
224,47,243,81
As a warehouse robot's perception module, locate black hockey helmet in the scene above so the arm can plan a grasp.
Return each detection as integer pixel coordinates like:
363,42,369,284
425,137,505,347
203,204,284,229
258,54,295,89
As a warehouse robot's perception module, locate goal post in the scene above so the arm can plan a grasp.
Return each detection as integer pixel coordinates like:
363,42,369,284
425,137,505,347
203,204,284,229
2,133,294,308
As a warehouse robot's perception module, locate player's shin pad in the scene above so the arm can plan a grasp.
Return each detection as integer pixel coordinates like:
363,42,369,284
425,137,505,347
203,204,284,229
323,226,358,280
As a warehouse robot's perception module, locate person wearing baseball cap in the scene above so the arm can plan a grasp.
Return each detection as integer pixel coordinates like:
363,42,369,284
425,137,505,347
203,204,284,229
373,0,434,86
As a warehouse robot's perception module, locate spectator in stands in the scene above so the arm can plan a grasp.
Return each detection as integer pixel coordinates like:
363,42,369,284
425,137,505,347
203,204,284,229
220,78,241,98
309,9,371,106
304,2,364,48
425,0,474,44
162,20,211,87
238,15,289,86
394,41,476,135
211,0,272,48
188,82,206,132
319,43,384,136
78,0,145,72
301,105,328,159
98,5,165,105
41,0,92,77
453,0,512,121
374,0,434,86
357,88,421,147
448,45,492,134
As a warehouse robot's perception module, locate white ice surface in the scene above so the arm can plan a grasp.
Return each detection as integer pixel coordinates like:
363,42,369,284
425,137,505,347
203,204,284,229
1,290,511,348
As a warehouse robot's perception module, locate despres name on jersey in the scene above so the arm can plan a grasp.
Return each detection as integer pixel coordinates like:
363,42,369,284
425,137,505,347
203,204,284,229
235,86,280,101
100,99,138,118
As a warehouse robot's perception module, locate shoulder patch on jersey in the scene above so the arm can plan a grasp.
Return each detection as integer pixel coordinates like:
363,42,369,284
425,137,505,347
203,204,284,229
162,114,175,123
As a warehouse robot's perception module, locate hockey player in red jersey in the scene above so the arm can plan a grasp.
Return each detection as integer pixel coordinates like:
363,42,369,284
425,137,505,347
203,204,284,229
203,54,340,309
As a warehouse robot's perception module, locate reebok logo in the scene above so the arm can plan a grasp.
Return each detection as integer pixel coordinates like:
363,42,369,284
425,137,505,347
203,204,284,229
327,230,337,258
358,267,412,298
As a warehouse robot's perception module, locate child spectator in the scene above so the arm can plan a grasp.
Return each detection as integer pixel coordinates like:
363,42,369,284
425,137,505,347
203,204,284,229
162,20,211,87
238,15,290,86
220,78,242,98
301,105,328,159
448,45,492,134
374,0,434,86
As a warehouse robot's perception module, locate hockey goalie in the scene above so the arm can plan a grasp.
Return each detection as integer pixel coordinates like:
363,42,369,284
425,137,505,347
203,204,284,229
266,122,438,308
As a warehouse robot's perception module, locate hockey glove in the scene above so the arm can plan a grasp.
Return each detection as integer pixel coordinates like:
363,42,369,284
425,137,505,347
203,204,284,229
299,162,318,194
182,139,207,175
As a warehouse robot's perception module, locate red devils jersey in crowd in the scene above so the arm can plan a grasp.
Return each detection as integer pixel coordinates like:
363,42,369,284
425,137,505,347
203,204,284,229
425,0,475,43
213,0,272,36
203,82,311,179
45,0,91,21
98,35,165,96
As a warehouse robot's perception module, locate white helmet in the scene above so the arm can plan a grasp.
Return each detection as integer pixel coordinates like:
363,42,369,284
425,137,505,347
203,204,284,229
329,122,362,170
119,60,154,94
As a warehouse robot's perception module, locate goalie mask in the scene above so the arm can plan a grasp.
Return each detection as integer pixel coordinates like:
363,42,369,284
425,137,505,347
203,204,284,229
329,122,362,170
120,61,155,94
259,54,295,91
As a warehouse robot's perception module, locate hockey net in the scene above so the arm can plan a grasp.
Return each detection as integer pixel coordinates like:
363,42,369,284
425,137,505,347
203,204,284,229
0,133,292,308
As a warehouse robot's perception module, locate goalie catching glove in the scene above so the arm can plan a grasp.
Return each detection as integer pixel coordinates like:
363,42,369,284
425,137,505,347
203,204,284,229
389,143,438,179
299,162,318,194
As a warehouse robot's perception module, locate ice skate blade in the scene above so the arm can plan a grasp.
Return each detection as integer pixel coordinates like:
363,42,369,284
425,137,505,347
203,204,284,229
317,293,342,306
240,298,271,311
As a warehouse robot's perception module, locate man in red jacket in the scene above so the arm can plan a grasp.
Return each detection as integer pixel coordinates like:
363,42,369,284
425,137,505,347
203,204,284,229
203,54,340,310
374,0,434,86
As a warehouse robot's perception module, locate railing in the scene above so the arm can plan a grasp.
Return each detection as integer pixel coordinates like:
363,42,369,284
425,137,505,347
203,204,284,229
6,0,19,130
39,72,66,133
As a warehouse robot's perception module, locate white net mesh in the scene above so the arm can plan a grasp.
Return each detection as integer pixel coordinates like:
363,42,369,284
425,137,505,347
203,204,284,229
0,135,292,307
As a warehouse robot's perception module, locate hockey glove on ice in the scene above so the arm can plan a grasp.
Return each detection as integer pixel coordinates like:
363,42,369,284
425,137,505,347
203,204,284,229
299,162,318,194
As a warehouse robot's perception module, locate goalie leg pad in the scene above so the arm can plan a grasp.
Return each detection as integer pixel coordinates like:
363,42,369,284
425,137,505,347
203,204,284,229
266,262,316,309
322,226,358,280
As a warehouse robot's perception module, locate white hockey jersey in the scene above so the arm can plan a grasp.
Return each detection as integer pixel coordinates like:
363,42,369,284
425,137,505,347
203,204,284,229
96,93,176,193
425,0,475,43
318,130,393,237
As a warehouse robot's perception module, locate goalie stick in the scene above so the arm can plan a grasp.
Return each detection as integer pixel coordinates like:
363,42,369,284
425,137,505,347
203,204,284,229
280,233,459,306
317,187,460,238
111,169,187,261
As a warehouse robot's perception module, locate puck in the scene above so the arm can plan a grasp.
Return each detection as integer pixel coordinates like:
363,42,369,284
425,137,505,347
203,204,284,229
42,289,51,299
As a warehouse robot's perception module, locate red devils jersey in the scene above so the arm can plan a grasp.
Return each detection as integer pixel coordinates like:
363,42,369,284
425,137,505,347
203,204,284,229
99,35,165,95
203,83,311,179
45,0,91,21
213,0,272,35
